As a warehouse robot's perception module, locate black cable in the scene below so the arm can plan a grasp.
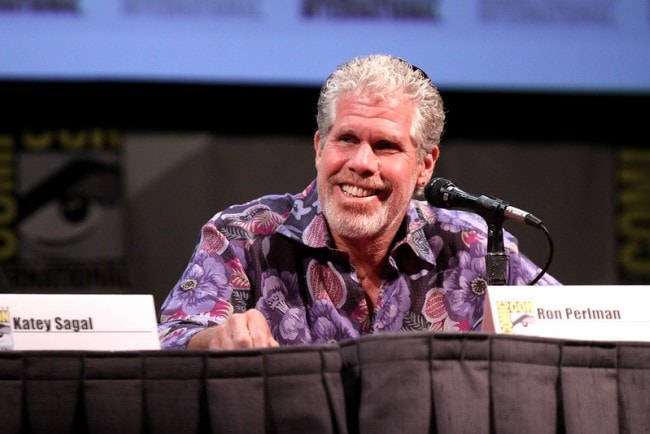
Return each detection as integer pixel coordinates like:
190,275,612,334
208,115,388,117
528,223,554,285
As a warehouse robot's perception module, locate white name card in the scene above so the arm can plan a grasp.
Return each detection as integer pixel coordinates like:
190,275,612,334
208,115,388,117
0,293,161,350
482,285,650,342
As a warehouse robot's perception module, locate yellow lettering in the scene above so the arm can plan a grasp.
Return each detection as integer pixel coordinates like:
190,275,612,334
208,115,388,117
58,129,86,151
617,148,650,279
0,196,17,225
22,131,54,151
508,300,534,313
0,228,17,260
497,301,513,334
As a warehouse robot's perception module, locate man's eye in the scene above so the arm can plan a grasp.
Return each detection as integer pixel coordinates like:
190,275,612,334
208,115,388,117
375,141,399,151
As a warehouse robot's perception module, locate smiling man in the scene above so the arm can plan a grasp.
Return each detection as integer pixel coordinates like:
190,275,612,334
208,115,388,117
158,54,560,350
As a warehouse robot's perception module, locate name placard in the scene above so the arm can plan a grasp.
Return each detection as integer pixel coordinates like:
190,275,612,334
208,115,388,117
482,285,650,342
0,293,161,350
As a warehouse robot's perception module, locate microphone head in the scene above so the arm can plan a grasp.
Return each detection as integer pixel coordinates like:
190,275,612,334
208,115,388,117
424,177,455,207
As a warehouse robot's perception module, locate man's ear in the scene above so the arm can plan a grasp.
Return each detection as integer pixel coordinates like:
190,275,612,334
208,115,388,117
417,145,439,186
314,131,322,165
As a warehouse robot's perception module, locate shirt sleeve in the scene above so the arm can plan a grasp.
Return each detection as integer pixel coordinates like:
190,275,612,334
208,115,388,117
157,218,246,349
506,245,562,286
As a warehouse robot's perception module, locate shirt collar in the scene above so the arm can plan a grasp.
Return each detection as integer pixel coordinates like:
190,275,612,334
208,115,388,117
277,180,437,265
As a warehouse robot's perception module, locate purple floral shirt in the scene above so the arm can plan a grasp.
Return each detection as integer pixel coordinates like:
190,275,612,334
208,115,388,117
158,180,560,349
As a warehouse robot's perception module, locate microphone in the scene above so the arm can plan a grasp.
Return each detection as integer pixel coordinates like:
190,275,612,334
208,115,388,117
424,177,543,228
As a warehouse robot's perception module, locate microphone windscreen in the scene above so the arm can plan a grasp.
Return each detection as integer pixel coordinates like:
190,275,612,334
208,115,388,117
424,178,454,207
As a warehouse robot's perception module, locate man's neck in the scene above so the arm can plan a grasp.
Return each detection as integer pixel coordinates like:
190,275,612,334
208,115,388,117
331,231,394,313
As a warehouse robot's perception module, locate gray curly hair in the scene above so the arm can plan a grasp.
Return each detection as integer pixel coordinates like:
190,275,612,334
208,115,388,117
316,54,445,163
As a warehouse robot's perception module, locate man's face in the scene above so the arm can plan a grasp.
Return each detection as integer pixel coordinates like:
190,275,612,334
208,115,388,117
314,92,436,243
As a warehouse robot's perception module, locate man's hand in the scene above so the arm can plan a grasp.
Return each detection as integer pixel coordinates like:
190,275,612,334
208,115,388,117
188,310,279,350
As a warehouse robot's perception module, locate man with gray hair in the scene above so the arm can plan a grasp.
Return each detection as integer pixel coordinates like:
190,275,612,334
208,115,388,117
158,54,560,350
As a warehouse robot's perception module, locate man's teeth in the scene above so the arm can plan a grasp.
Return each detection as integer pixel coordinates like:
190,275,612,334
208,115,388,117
341,184,374,197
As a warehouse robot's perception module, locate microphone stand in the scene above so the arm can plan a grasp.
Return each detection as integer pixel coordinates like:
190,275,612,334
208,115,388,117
485,215,507,286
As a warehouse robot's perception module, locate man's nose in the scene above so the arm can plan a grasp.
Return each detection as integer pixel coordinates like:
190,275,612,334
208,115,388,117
348,143,377,174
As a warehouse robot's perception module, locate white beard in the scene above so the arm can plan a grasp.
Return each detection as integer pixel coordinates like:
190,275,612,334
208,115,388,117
318,177,412,240
322,200,391,239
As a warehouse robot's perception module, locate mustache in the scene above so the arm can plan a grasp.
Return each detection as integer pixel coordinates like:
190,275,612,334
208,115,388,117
329,174,390,191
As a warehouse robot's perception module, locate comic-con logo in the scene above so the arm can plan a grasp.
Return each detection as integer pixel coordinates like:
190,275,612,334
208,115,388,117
496,300,536,334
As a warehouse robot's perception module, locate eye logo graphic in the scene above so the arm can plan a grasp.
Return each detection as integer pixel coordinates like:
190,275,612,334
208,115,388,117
1,128,129,292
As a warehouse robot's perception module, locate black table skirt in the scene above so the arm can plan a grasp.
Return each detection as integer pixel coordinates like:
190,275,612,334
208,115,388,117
1,332,648,434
